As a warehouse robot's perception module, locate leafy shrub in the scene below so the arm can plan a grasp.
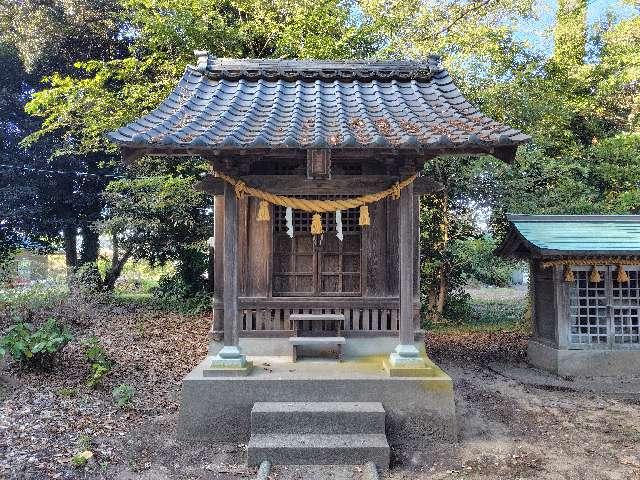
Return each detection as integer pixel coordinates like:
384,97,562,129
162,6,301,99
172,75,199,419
57,387,78,399
71,451,93,468
81,336,112,388
87,363,110,388
0,283,68,318
72,263,105,294
77,434,93,451
112,384,135,409
152,274,210,315
0,319,72,368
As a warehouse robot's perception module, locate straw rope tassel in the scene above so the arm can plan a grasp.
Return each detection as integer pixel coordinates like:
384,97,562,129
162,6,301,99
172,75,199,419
257,200,270,221
311,213,323,235
589,266,601,283
563,266,575,283
617,265,630,283
359,205,370,226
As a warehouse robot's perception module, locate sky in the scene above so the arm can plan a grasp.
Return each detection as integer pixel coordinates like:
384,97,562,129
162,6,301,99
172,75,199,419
515,0,636,55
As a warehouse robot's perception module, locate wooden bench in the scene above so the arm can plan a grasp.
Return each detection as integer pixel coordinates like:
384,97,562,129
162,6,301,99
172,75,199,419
289,336,346,362
288,313,346,362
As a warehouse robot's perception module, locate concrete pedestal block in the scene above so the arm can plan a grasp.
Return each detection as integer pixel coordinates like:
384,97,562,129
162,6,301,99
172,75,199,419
178,355,457,449
528,339,640,376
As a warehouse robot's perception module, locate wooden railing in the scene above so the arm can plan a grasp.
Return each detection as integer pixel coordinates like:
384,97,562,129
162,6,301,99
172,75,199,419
235,297,401,337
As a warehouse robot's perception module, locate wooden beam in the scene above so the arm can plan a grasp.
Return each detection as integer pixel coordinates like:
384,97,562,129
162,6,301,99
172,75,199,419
195,174,443,197
194,176,225,195
413,176,444,195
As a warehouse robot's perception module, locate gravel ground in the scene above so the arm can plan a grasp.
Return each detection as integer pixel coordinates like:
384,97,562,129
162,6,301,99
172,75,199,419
1,303,639,479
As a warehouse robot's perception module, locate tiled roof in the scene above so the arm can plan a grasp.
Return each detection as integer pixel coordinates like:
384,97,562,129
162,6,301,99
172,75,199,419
497,215,640,257
108,54,530,158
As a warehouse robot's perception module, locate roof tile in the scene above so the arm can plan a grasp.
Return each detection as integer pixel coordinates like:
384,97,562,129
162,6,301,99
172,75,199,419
108,55,530,156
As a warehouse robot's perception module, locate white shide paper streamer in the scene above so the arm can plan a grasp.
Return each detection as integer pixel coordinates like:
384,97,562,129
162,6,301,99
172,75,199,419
285,207,294,238
335,210,343,241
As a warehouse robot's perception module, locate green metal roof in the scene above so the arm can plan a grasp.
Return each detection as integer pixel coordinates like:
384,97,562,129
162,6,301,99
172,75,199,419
500,215,640,257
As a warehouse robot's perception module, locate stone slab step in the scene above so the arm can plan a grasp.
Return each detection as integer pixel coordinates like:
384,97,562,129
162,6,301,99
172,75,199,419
268,464,375,480
247,433,390,467
251,402,385,434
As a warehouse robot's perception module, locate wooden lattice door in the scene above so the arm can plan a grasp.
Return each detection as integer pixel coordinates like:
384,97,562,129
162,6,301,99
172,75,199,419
272,205,362,296
568,266,640,348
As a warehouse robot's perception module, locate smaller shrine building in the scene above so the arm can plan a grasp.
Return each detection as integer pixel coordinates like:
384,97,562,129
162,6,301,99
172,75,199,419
497,214,640,376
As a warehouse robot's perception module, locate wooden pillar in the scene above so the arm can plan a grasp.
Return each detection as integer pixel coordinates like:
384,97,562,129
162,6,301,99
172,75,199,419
211,195,225,338
223,183,239,347
399,182,415,346
206,183,250,374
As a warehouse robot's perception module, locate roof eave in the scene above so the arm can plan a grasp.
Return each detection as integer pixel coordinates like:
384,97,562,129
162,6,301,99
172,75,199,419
110,141,528,164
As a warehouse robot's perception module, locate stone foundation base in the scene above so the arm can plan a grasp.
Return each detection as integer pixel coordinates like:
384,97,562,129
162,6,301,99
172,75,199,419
178,354,457,448
528,339,640,376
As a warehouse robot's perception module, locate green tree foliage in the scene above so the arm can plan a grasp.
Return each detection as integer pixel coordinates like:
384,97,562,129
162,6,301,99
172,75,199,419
99,158,212,290
2,0,638,321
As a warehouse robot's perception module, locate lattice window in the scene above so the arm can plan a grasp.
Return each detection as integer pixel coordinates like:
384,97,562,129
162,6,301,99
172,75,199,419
318,233,361,294
612,270,640,345
568,270,609,345
272,198,362,296
273,202,361,233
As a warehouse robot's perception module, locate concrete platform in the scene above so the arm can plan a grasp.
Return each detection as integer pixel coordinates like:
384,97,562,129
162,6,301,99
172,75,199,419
178,353,457,449
528,339,640,376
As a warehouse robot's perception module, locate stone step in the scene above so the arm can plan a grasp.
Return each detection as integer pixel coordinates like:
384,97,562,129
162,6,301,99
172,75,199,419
246,433,390,467
251,402,385,435
269,464,376,480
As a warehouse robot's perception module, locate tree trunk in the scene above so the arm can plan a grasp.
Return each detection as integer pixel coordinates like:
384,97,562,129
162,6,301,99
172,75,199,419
436,268,448,314
79,227,99,264
102,249,132,291
436,191,450,316
63,225,78,269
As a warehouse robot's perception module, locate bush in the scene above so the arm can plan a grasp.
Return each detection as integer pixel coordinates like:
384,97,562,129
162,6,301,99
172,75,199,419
81,336,112,388
0,319,73,368
72,263,105,294
0,283,68,317
71,451,93,468
152,274,210,315
112,384,135,409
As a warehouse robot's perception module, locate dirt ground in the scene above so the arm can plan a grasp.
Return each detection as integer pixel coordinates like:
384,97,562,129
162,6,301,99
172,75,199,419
1,305,640,480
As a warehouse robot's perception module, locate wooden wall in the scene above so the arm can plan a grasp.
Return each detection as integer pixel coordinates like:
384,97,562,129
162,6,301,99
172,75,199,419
532,260,557,345
223,195,418,300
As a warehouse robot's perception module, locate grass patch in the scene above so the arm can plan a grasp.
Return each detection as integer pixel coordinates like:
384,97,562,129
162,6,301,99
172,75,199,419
429,296,530,334
0,283,68,312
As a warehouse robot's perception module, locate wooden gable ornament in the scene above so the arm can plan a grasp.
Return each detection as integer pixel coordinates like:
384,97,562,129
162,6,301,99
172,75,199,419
307,149,331,179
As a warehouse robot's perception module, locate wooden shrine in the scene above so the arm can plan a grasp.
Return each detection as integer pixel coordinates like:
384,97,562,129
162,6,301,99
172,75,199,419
109,54,529,450
497,214,640,376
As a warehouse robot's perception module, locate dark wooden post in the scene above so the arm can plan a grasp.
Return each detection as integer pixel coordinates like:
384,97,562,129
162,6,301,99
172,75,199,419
206,182,251,373
223,183,239,348
211,195,225,339
386,179,428,372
